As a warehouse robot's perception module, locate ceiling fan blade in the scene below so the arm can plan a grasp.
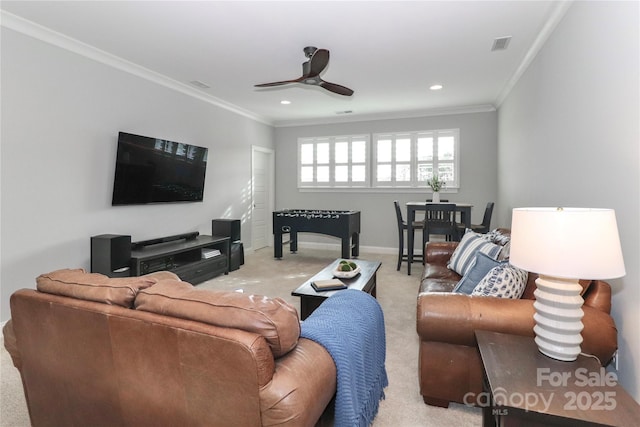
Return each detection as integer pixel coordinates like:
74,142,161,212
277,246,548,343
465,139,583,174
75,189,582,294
255,47,353,95
307,49,329,77
254,78,302,88
319,80,354,96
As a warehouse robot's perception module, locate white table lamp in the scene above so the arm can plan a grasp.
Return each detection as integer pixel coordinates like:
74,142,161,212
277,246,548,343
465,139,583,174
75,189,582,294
510,207,625,361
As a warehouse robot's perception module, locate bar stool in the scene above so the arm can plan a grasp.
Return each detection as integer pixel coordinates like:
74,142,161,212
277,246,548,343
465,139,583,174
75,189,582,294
394,201,424,271
457,202,494,235
422,204,458,253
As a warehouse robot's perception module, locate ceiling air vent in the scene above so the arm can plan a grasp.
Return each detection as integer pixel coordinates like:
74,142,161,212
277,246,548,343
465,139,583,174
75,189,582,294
190,80,211,89
491,36,512,51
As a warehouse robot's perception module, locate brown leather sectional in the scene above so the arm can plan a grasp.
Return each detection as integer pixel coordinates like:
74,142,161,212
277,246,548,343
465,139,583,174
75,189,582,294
3,269,336,427
417,232,618,408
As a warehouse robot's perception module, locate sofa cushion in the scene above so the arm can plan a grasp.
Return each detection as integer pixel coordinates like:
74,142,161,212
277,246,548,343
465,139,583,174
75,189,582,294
421,263,461,281
453,252,505,295
497,241,511,261
483,228,511,246
419,278,458,294
447,231,502,276
135,280,300,357
471,263,528,299
36,268,157,308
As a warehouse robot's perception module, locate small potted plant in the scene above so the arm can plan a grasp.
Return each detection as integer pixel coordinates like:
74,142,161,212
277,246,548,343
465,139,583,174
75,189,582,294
427,174,445,203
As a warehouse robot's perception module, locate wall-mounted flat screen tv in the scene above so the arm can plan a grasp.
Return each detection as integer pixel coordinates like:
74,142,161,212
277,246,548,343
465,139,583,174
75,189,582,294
112,132,208,205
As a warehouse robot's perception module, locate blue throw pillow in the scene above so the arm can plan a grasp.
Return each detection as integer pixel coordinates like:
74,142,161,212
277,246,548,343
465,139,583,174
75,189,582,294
447,231,502,276
453,252,503,294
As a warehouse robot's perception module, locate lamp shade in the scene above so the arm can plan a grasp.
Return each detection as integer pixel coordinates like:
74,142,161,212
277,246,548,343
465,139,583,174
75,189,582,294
510,208,625,280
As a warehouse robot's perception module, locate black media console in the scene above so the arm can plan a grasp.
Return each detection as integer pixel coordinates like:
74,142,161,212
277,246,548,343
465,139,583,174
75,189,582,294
91,232,230,284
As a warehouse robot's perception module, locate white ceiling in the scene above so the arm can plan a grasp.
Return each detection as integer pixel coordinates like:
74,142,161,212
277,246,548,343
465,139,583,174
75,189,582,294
1,1,568,127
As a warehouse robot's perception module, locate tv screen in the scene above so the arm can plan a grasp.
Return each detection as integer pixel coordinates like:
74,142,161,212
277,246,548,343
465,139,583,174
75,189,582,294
112,132,208,205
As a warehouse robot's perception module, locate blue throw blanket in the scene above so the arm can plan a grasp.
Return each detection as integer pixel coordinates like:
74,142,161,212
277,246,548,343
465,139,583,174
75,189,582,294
301,289,388,427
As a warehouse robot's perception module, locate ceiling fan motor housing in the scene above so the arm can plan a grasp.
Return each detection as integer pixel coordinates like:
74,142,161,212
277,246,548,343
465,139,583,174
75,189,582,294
303,46,318,58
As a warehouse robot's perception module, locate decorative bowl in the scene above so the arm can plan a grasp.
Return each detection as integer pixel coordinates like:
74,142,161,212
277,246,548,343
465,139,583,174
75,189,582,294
334,265,361,279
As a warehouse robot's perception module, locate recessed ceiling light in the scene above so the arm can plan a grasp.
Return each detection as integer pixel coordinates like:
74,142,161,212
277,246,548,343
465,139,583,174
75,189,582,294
280,100,291,105
430,84,443,91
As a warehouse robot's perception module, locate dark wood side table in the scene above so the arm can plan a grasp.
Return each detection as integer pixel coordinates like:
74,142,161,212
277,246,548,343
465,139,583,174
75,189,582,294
476,330,640,427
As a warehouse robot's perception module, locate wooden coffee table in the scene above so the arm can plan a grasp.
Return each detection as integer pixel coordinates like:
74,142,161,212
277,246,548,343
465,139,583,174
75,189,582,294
292,258,381,320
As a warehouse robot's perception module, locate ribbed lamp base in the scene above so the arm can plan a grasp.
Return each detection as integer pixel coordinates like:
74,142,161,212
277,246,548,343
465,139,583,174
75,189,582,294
533,275,585,362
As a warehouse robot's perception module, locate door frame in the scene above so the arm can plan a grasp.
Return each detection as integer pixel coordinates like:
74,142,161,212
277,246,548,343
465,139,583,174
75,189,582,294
251,145,275,249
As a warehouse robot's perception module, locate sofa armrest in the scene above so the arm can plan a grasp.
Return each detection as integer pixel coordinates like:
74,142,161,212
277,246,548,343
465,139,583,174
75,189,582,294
424,242,459,266
583,280,612,314
416,293,617,365
2,320,21,370
581,305,618,365
260,338,336,426
417,294,535,346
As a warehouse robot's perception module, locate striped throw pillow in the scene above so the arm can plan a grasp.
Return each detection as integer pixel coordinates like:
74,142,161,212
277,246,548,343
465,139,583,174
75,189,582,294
447,231,502,276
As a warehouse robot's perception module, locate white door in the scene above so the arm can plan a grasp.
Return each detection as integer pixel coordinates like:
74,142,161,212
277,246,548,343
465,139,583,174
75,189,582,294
251,146,274,250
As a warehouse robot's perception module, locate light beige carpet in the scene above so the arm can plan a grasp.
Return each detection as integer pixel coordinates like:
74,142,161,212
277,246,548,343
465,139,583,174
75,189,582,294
1,247,481,426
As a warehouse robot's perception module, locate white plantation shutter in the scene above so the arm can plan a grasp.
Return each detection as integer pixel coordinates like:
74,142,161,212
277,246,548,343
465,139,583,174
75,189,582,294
298,135,370,188
297,129,459,190
373,129,459,189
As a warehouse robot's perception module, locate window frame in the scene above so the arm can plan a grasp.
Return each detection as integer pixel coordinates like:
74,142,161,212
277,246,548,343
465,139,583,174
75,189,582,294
296,129,460,191
297,135,370,188
372,129,460,190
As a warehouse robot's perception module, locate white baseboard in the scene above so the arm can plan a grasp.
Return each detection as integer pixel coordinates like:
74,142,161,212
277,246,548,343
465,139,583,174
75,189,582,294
294,241,398,255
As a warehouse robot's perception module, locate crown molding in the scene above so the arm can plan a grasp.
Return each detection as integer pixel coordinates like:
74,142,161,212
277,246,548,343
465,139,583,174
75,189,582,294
273,104,497,128
1,9,512,130
495,0,574,107
0,11,274,126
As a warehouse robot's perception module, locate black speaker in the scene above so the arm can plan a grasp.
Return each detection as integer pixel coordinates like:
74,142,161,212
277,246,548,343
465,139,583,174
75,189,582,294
91,234,132,277
229,242,244,271
212,219,241,242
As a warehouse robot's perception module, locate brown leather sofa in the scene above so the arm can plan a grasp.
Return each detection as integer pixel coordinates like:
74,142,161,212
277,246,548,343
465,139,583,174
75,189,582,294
3,269,336,427
416,231,618,408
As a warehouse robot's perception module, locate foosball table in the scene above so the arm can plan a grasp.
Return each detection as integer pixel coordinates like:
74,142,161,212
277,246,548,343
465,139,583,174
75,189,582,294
273,210,361,259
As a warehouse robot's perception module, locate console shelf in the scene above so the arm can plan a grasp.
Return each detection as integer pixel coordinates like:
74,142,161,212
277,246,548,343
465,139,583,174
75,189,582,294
130,235,230,284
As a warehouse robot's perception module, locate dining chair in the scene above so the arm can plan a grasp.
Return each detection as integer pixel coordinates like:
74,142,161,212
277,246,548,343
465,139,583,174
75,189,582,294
421,204,458,255
394,201,424,271
457,202,494,235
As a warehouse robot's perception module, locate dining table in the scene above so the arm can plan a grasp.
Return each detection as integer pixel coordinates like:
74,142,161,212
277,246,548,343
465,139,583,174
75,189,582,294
405,201,473,275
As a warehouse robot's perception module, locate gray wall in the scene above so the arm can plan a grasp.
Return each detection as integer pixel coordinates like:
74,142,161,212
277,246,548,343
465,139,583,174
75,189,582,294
275,111,498,251
497,1,639,400
0,28,274,320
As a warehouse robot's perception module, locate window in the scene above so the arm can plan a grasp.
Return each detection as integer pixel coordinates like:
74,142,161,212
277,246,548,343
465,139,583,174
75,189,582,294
298,135,370,187
297,129,459,190
372,129,459,189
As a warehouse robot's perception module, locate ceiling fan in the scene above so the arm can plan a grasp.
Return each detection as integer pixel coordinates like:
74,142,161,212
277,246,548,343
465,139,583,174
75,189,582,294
254,46,354,96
